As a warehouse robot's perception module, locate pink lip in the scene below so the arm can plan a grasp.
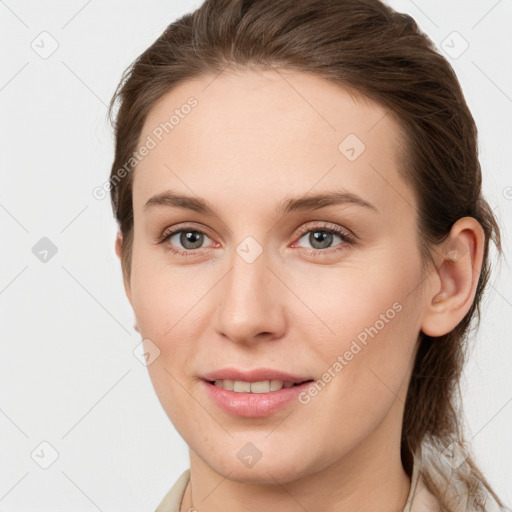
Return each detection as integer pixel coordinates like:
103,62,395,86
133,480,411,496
201,367,312,383
201,379,314,417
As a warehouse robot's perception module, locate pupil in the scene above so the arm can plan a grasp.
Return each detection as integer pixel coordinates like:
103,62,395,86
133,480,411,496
181,231,203,249
310,230,332,249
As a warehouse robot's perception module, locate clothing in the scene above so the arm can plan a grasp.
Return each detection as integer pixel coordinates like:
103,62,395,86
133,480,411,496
403,461,441,512
155,469,190,512
154,460,440,512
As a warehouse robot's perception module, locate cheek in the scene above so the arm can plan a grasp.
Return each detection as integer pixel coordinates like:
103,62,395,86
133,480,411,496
300,245,423,377
288,266,423,462
129,259,208,428
297,246,421,342
131,270,214,343
129,233,204,335
129,245,217,398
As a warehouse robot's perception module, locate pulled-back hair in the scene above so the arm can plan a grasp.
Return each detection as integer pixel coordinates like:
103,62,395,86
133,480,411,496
107,1,506,509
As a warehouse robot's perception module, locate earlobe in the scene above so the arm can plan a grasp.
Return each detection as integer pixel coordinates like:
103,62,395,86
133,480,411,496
115,231,123,259
421,217,485,338
115,230,133,307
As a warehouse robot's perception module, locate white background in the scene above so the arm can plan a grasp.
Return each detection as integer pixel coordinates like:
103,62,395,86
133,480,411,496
0,1,511,510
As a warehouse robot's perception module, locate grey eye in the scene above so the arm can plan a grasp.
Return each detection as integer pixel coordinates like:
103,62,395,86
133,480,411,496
297,230,343,250
171,230,209,250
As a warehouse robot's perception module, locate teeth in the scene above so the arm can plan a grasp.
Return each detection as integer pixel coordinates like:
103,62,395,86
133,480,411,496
213,379,298,393
234,380,251,392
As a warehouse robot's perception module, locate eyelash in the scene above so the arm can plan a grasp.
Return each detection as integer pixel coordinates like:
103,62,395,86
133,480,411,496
157,222,356,257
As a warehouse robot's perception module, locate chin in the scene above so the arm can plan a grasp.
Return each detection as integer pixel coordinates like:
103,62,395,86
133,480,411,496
205,451,313,485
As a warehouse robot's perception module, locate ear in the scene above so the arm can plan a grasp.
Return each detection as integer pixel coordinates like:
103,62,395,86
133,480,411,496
115,230,123,259
421,217,485,337
115,231,136,331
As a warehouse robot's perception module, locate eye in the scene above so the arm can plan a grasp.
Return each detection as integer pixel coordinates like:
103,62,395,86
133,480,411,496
159,225,214,256
293,223,355,254
158,222,356,257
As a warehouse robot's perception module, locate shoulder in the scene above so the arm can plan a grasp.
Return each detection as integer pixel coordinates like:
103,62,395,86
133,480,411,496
404,462,505,512
154,469,190,512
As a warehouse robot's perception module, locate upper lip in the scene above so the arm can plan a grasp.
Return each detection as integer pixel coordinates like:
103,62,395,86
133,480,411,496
201,367,313,384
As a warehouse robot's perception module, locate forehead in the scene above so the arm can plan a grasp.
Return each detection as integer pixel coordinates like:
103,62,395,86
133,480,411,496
133,68,411,218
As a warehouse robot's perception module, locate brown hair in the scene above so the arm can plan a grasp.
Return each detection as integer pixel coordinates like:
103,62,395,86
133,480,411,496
107,1,507,510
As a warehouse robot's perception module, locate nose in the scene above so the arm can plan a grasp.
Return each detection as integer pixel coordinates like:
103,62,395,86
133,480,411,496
214,246,287,345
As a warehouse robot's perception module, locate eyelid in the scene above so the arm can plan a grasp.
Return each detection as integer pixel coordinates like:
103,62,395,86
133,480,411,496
290,222,356,255
158,222,216,244
157,220,357,255
293,221,356,241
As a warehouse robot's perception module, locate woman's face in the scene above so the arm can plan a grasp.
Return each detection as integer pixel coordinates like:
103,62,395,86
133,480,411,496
125,68,430,483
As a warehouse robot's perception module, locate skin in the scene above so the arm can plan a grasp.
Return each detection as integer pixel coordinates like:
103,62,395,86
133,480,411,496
115,68,484,512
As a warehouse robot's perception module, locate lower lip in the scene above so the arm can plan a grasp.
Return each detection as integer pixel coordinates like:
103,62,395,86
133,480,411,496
201,380,313,417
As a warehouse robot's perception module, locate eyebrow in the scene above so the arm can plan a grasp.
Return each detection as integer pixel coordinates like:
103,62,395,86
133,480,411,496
144,189,378,216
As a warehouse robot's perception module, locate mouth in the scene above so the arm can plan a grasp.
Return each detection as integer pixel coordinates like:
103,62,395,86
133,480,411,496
201,378,316,417
205,378,315,394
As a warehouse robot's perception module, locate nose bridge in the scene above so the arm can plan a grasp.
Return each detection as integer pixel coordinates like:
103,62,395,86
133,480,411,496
224,243,272,316
215,238,285,342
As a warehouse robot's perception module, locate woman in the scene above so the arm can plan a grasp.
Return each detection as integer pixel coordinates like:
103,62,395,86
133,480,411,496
107,0,509,511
